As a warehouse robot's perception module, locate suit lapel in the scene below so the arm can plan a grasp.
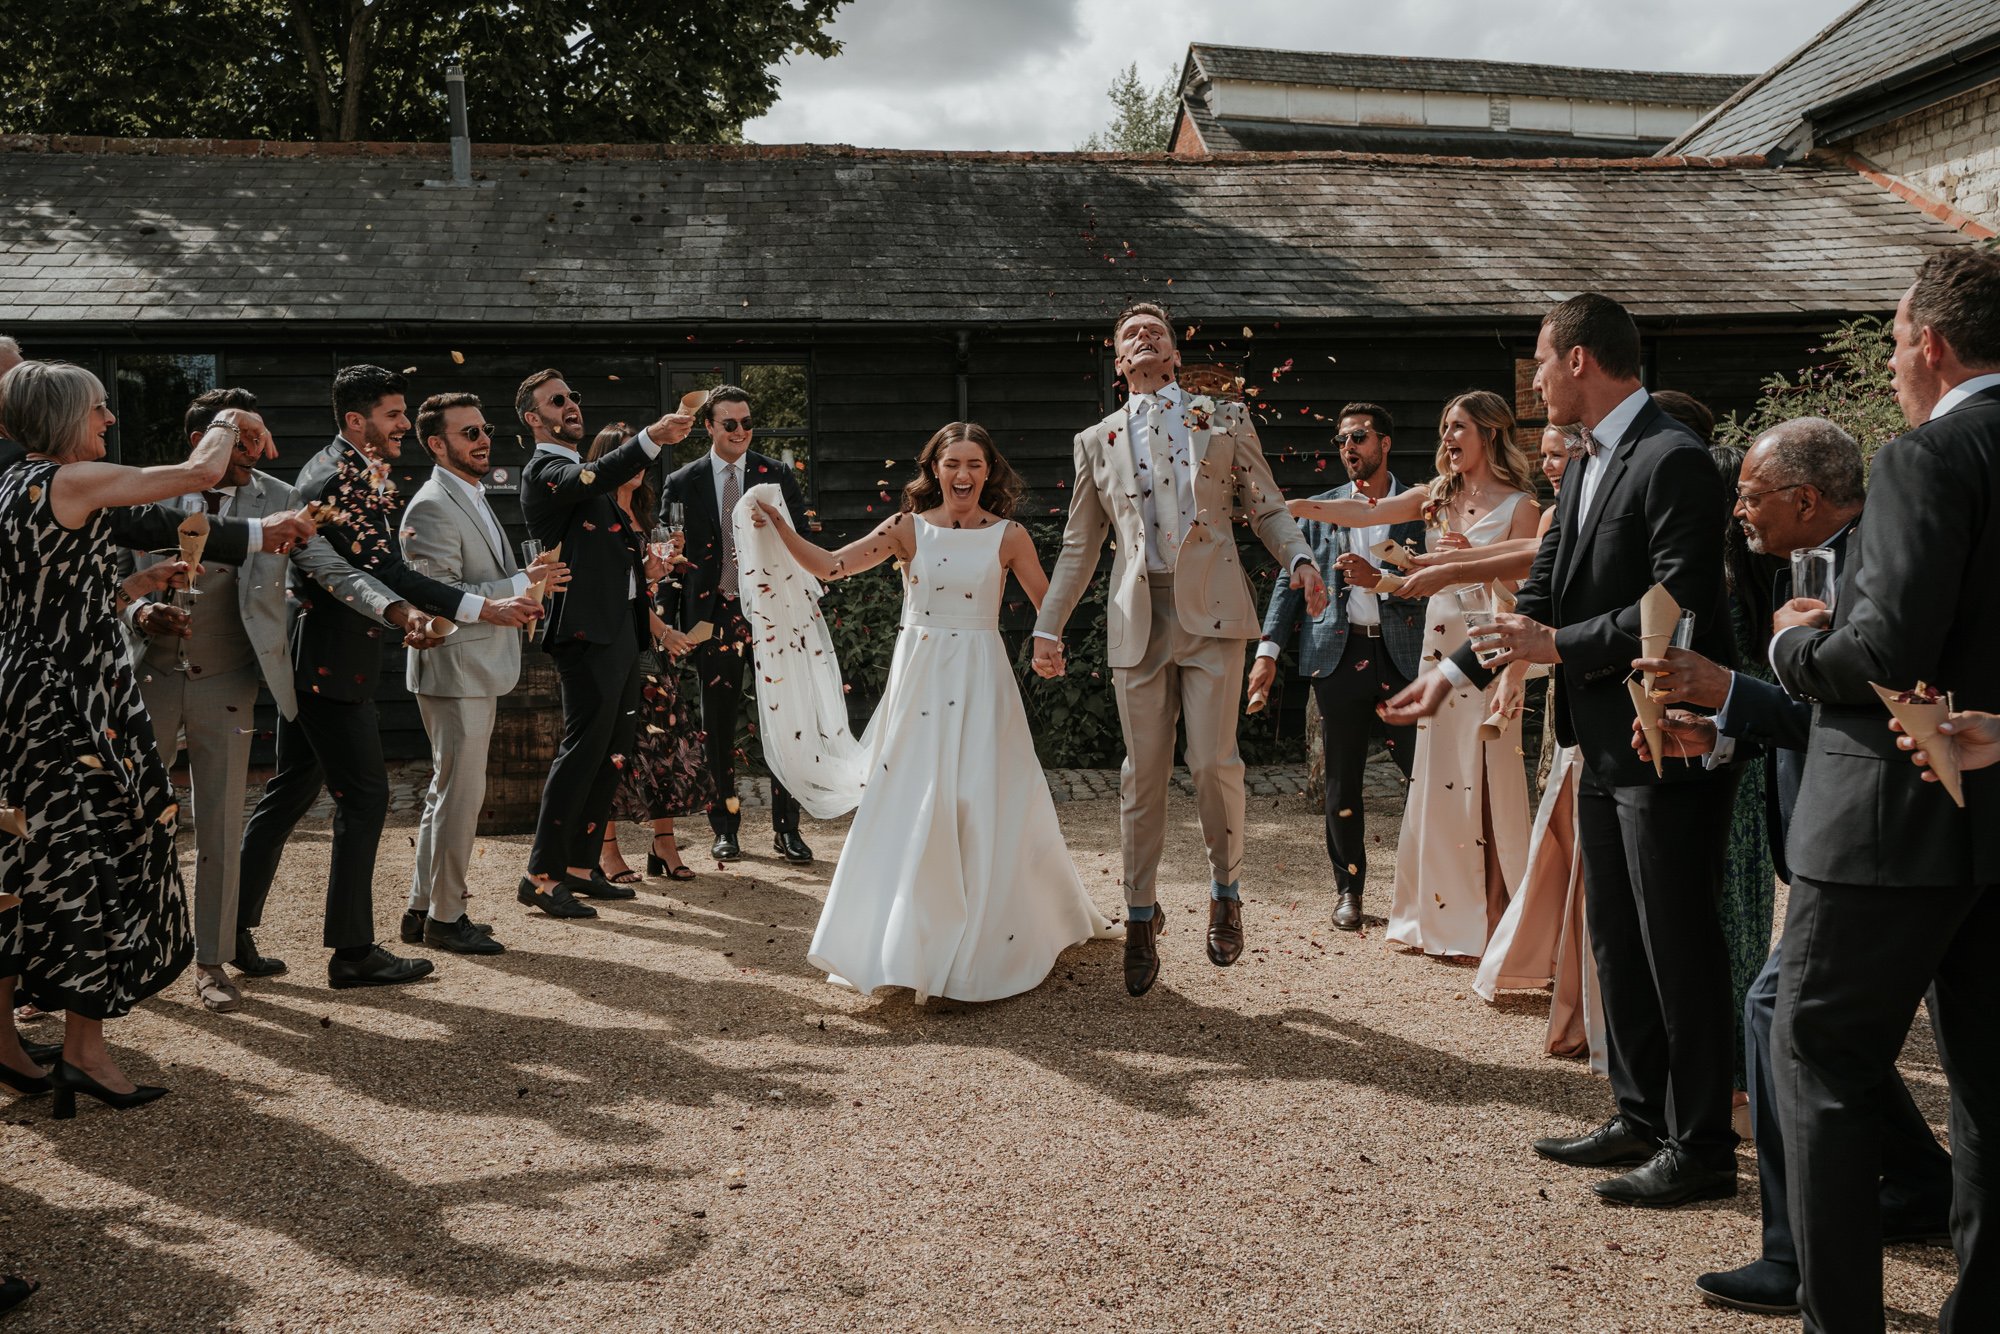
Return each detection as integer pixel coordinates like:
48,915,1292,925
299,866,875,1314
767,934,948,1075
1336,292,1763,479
1559,403,1650,592
438,475,506,569
1102,410,1139,520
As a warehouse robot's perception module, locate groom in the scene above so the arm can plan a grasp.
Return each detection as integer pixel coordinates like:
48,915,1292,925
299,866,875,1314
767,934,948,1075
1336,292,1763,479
1033,303,1326,997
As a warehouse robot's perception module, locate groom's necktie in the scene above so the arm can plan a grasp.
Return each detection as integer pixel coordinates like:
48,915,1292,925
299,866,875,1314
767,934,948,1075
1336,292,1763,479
719,461,741,599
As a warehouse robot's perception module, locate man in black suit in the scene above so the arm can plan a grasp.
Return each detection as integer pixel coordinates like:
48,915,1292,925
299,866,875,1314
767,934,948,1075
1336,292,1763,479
662,385,813,865
235,365,542,989
516,369,689,917
1387,292,1738,1208
1629,419,1953,1315
1768,247,2000,1332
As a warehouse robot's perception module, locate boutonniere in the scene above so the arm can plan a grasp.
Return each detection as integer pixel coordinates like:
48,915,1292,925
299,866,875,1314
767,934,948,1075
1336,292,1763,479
1184,395,1217,432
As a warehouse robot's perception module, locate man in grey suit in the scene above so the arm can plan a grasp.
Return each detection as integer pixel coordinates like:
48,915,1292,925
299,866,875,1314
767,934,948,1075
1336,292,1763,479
1250,403,1426,931
401,393,565,954
128,388,410,1008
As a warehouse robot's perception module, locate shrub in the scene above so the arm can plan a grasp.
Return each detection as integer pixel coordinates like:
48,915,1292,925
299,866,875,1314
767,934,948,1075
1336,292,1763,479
1715,316,1905,466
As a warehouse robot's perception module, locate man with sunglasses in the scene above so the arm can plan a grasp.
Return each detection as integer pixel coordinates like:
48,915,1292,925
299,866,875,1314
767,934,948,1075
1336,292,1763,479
400,393,569,954
662,385,813,865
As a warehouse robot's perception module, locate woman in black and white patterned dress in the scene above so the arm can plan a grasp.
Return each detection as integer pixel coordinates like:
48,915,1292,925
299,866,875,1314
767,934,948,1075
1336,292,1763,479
0,360,241,1116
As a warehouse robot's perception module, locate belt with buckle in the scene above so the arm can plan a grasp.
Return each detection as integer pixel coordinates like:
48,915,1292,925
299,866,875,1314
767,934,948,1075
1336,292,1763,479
1350,624,1383,638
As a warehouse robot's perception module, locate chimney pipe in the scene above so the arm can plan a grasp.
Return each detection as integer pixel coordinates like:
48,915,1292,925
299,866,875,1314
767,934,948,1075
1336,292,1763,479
446,62,472,186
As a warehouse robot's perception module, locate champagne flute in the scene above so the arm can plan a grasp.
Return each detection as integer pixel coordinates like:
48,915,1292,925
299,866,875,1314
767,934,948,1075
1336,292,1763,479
1671,610,1697,650
664,501,685,540
519,540,546,643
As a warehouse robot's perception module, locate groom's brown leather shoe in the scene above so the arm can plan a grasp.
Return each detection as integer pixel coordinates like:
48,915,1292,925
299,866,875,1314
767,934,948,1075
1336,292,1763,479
1332,890,1363,932
1205,898,1243,966
1124,912,1164,997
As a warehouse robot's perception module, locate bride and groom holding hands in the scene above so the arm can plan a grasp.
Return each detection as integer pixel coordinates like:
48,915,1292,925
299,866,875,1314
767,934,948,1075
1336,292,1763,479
738,302,1327,1002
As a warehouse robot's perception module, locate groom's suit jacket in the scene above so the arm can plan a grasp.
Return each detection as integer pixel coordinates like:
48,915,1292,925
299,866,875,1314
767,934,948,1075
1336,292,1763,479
1259,474,1426,680
1037,394,1312,670
400,472,525,699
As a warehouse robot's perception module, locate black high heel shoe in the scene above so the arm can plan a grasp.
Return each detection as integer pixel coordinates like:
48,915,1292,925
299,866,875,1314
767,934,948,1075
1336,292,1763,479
0,1275,38,1316
0,1059,50,1097
647,835,696,881
48,1060,167,1120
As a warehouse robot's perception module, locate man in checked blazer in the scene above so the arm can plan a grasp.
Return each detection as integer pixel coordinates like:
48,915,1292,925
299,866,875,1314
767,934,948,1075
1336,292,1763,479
1251,402,1426,932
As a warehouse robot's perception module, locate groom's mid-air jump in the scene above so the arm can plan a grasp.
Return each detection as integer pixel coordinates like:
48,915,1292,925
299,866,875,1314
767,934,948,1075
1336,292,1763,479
1033,304,1326,996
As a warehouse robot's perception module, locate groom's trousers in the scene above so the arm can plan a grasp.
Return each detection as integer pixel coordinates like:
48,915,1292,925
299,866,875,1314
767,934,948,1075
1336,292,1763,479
1111,572,1247,909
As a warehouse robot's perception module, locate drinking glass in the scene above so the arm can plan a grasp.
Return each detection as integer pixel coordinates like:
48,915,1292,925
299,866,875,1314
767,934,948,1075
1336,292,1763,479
1670,610,1697,650
664,501,685,540
649,525,674,566
1461,585,1503,666
1791,546,1837,614
519,540,547,642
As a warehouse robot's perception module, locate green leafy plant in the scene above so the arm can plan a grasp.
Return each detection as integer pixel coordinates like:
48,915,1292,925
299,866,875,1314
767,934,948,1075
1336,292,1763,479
1715,316,1905,465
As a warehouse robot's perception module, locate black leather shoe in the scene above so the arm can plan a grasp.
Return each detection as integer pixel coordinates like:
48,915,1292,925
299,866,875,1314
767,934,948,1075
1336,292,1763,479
423,914,506,955
1593,1144,1737,1208
1124,912,1164,997
0,1275,37,1316
517,876,598,919
773,831,814,864
48,1059,167,1120
1332,890,1363,932
1206,897,1243,966
401,908,493,944
1693,1260,1800,1315
327,946,436,991
23,1040,62,1066
570,871,635,901
231,928,288,978
1533,1116,1659,1168
711,834,742,862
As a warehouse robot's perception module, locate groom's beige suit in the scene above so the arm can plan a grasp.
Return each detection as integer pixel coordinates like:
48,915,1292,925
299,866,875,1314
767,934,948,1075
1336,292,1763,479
1036,382,1312,907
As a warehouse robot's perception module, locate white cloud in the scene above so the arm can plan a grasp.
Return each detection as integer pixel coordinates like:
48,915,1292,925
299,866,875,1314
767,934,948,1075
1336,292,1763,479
746,0,1852,150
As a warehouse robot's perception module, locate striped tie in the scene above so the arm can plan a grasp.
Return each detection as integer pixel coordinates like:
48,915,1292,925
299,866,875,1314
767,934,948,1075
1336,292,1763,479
719,462,741,599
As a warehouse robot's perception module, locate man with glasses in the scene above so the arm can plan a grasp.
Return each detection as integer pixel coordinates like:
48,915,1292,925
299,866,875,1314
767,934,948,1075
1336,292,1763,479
1251,402,1425,931
401,393,569,954
662,384,813,864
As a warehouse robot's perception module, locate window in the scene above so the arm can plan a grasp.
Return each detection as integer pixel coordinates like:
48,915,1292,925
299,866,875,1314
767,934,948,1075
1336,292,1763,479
112,353,217,468
663,357,812,504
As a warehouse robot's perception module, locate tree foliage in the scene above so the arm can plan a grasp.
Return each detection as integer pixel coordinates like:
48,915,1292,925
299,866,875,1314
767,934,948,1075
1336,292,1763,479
0,0,848,143
1077,63,1179,153
1715,316,1907,466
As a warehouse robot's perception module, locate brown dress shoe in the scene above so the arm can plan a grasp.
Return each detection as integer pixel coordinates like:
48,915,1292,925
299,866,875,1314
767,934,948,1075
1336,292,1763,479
1124,912,1164,997
1332,890,1363,932
1206,897,1243,966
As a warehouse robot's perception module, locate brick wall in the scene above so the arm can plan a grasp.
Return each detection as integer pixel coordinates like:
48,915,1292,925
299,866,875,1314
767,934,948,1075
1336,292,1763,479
1849,81,2000,231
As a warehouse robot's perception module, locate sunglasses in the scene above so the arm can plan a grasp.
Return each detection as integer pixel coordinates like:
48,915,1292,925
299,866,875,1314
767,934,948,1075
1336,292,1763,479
457,424,494,441
1333,429,1374,446
715,416,753,432
544,391,583,409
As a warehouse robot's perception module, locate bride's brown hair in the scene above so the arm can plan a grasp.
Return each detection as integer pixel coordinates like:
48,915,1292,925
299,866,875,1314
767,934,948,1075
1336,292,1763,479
899,421,1023,519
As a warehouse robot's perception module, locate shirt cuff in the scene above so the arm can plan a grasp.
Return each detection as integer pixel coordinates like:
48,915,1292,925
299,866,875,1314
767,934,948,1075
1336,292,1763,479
509,571,530,597
1438,656,1473,691
1290,553,1314,571
1713,672,1742,736
1255,640,1281,661
245,516,264,553
1032,630,1061,644
455,592,484,623
634,426,664,458
1704,732,1739,769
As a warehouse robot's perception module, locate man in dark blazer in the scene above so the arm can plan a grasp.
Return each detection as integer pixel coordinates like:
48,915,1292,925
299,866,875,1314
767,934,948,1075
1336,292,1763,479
516,369,689,917
236,365,540,990
1251,402,1425,931
1388,293,1738,1208
1767,248,2000,1332
662,385,813,864
1630,419,1953,1315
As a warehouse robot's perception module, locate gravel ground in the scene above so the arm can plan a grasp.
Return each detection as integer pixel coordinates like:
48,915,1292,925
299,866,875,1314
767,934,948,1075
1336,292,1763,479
1,786,1955,1333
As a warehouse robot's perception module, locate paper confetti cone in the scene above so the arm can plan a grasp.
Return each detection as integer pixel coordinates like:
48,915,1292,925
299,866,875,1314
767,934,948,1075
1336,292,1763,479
0,804,26,839
1627,676,1665,777
678,389,711,417
176,509,209,577
1872,682,1966,808
526,541,563,604
1371,569,1408,596
1371,538,1420,571
1478,709,1514,744
1638,581,1681,699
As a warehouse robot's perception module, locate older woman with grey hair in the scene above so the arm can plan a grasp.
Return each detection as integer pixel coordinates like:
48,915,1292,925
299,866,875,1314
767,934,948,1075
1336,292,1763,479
0,360,249,1118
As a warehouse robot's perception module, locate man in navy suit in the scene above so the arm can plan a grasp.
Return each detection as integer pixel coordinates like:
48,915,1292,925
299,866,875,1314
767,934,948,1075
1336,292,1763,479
1252,403,1425,932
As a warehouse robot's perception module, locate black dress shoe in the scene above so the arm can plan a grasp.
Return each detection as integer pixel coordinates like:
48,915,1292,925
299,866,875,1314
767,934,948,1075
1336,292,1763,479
231,928,288,978
1206,897,1243,966
327,945,436,991
1593,1144,1737,1208
711,834,742,862
1693,1259,1800,1315
0,1061,50,1097
23,1040,62,1066
1124,912,1164,997
569,871,635,901
773,831,814,864
401,908,493,944
1533,1116,1659,1168
516,876,597,919
423,914,506,955
0,1275,37,1316
1332,890,1363,932
48,1059,168,1120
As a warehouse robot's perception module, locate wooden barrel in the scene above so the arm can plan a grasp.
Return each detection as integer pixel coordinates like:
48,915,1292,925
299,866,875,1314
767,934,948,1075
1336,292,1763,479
481,651,563,835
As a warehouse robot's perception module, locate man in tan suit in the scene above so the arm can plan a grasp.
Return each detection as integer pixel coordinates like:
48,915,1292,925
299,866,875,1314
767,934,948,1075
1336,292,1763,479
1034,303,1327,996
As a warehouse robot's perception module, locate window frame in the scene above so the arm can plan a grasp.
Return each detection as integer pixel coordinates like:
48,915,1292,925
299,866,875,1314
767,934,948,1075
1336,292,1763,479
107,349,223,468
660,354,814,503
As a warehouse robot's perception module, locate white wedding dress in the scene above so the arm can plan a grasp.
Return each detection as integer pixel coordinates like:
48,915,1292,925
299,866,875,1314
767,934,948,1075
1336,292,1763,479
731,487,1118,1002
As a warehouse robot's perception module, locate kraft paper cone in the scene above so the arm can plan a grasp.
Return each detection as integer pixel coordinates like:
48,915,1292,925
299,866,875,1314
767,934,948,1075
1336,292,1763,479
1478,709,1514,744
1627,676,1666,777
0,804,26,839
1371,538,1419,571
176,509,209,577
1638,581,1681,698
1246,689,1269,716
678,389,711,417
1872,681,1966,808
685,620,715,646
0,894,18,912
1372,569,1407,596
526,541,564,604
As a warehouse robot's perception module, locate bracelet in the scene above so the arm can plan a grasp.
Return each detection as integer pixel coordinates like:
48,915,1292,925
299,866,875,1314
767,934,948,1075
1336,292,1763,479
207,417,242,441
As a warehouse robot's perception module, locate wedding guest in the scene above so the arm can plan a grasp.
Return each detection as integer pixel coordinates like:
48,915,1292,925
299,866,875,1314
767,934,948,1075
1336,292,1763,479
0,335,20,379
1769,248,2000,1331
1288,390,1540,958
0,361,232,1115
1251,403,1424,932
1386,293,1739,1209
662,386,814,865
401,393,568,954
516,372,685,916
585,425,716,884
236,366,537,989
125,388,410,1008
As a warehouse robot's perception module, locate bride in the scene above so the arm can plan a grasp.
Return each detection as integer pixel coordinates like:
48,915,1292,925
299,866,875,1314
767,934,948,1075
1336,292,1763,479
739,422,1118,1002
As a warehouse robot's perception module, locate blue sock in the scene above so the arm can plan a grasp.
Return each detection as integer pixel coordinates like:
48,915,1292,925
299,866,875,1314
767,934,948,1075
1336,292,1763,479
1211,879,1241,902
1127,903,1156,922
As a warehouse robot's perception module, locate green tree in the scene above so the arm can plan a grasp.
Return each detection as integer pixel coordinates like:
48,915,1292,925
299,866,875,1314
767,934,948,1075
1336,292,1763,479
1077,62,1178,152
1715,316,1907,466
0,0,848,143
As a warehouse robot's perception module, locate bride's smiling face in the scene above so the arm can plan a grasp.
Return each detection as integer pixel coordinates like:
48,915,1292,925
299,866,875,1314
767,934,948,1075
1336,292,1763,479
1439,406,1491,476
934,441,989,514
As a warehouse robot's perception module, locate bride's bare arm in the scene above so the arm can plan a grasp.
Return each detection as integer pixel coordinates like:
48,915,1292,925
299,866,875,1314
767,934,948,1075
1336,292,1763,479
751,502,913,580
1287,488,1428,528
1001,521,1050,611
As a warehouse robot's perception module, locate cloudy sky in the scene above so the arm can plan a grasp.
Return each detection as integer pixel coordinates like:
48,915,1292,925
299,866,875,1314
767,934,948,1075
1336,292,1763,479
744,0,1852,150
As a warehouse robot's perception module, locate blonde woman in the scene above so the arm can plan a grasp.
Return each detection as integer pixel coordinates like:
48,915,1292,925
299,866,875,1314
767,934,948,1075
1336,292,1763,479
1288,390,1540,957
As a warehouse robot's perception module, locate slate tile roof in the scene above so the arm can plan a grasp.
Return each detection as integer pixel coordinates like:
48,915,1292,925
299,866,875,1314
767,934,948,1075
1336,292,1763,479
1187,44,1752,107
1667,0,2000,157
1180,104,1683,158
0,138,1967,327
